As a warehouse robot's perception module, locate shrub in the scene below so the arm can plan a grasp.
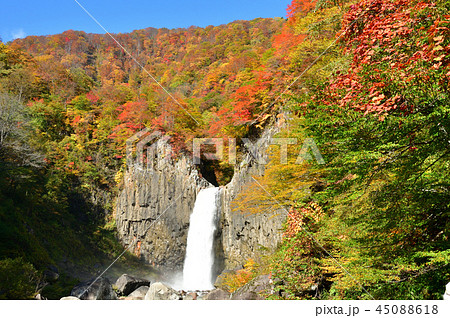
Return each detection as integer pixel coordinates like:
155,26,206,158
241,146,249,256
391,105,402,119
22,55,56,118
0,258,39,299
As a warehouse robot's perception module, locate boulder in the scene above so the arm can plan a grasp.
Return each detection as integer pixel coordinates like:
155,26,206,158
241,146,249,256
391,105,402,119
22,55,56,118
60,296,80,300
204,289,231,300
43,265,59,283
114,274,150,296
231,274,272,300
71,277,117,300
183,292,198,300
127,286,149,300
145,282,180,300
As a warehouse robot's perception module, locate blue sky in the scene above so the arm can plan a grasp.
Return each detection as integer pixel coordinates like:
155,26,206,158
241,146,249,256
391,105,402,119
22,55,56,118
1,0,290,43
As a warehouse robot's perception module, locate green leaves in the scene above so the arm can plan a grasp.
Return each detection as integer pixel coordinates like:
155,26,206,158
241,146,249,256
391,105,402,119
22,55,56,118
0,258,38,300
268,0,449,300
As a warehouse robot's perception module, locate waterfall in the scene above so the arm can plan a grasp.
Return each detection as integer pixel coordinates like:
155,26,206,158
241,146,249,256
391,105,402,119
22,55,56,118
182,187,220,291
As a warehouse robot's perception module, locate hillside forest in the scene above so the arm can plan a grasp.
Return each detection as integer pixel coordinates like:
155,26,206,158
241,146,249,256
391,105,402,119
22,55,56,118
0,0,448,299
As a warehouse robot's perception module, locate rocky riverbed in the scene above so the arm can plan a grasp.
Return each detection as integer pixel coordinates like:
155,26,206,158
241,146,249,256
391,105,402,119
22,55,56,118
56,273,275,300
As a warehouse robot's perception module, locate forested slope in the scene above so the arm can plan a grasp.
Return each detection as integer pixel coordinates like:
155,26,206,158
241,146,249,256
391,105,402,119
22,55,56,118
0,18,284,298
229,0,449,299
0,0,448,300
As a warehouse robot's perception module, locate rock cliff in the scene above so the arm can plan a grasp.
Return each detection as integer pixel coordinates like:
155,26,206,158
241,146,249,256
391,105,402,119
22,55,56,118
220,124,287,269
115,138,211,271
115,124,286,273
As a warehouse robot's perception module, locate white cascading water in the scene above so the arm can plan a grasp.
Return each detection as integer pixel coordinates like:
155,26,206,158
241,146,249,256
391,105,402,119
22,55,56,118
182,187,220,291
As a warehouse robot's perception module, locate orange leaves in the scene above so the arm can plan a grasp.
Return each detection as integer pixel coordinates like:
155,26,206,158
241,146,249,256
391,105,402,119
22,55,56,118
273,32,307,58
273,0,312,57
287,0,317,19
208,69,273,137
108,100,154,145
117,100,152,130
71,115,81,126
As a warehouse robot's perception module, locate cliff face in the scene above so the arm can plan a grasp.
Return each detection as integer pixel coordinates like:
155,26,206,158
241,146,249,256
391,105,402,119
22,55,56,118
115,139,211,271
115,125,286,272
220,124,287,269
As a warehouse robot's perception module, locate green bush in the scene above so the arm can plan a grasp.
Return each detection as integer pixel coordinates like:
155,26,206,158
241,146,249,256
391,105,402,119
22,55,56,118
0,258,39,299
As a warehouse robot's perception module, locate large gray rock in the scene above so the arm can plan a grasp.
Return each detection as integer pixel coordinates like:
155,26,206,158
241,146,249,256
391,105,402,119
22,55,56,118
231,274,272,300
60,296,80,300
71,277,117,300
126,286,149,300
114,274,150,296
145,282,180,300
204,289,231,300
43,265,59,283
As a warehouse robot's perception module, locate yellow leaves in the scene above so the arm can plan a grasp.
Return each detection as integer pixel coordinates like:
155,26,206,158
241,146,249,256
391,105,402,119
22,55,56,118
260,113,271,122
74,143,84,151
255,113,272,129
433,35,444,42
218,258,259,293
432,45,444,51
34,54,54,63
293,5,341,35
244,258,257,271
371,93,385,105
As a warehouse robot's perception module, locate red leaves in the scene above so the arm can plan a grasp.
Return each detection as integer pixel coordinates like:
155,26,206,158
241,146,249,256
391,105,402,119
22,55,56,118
274,0,312,57
285,202,323,239
324,0,449,114
72,115,81,125
273,32,307,58
208,70,273,136
117,100,152,129
86,92,99,105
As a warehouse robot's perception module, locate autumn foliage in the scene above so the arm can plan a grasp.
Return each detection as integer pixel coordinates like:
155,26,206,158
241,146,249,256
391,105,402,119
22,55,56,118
325,0,450,114
1,0,448,300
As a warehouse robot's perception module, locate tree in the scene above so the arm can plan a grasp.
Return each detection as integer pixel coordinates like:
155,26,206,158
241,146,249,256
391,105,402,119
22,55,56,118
0,258,39,299
0,93,44,168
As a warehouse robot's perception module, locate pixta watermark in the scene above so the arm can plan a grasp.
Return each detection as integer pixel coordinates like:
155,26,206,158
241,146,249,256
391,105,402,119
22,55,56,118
126,128,325,171
193,137,325,165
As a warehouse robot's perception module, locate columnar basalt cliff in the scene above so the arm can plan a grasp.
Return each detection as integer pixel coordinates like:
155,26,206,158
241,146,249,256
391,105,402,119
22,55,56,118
220,123,287,269
114,125,287,273
115,139,211,271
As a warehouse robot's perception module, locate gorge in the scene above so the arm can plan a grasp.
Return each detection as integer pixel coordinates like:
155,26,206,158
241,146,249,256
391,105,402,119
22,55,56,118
114,123,287,287
1,0,448,301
